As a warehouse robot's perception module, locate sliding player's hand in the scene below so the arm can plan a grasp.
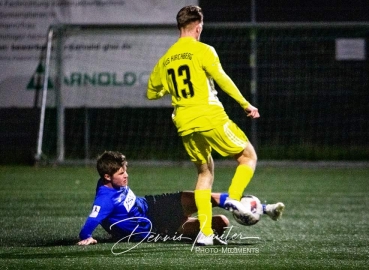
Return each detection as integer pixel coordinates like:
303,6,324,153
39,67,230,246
77,237,97,246
244,104,260,119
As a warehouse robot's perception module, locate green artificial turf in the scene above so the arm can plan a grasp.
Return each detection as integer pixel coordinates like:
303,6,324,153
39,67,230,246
0,164,368,269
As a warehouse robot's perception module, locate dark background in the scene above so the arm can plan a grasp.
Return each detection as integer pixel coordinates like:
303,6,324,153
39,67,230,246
200,0,369,22
1,1,369,164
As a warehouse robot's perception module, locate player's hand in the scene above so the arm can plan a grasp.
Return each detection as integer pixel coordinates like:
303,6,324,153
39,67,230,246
245,104,260,119
77,237,97,246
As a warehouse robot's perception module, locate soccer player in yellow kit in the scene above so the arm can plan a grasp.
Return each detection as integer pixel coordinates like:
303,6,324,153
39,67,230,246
147,5,268,246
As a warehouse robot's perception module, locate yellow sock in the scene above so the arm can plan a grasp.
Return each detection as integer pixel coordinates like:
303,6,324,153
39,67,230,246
228,165,254,201
194,189,213,236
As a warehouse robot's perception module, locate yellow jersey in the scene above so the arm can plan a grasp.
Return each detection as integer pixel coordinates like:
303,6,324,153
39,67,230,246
147,37,250,136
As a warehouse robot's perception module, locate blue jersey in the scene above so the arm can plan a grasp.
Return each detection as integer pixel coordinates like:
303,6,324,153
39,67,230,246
79,179,150,241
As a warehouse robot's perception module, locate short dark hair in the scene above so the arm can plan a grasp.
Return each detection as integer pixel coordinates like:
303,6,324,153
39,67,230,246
176,5,203,30
96,151,127,178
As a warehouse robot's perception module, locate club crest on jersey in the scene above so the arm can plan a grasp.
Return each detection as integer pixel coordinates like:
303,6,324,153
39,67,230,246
123,189,136,212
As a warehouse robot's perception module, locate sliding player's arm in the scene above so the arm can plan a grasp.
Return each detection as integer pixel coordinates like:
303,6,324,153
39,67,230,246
77,198,114,246
147,61,169,100
78,218,100,245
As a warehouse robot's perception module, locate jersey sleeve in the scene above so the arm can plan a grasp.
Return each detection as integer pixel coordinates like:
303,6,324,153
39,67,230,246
147,60,169,100
79,194,114,240
203,46,250,109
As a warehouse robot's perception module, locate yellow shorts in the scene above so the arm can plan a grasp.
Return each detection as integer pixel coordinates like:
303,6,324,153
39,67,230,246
181,120,249,163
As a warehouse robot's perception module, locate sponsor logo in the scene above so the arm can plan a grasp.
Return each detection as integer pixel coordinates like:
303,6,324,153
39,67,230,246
89,205,101,218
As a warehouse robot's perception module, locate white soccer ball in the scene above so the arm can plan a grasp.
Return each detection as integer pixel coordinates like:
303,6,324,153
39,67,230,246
232,195,263,226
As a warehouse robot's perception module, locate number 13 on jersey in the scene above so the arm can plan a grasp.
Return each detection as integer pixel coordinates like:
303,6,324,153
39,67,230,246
167,65,194,99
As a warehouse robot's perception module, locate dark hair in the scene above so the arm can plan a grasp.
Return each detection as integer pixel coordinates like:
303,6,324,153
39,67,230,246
96,151,127,178
176,5,203,30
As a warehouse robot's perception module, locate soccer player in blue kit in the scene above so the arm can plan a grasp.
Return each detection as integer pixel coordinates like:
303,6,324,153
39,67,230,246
77,151,229,245
77,151,284,246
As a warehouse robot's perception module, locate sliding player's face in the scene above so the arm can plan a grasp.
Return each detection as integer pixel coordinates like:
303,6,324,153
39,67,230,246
110,165,128,188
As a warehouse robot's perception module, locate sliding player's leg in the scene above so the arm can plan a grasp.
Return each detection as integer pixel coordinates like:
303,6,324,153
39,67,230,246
179,191,229,244
177,215,229,239
180,190,284,221
180,191,226,214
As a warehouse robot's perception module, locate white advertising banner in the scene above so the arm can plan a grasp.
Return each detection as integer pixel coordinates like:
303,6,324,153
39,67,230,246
0,0,198,108
59,28,177,107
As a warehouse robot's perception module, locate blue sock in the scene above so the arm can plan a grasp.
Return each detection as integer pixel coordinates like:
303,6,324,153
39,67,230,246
262,204,267,214
219,193,228,208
